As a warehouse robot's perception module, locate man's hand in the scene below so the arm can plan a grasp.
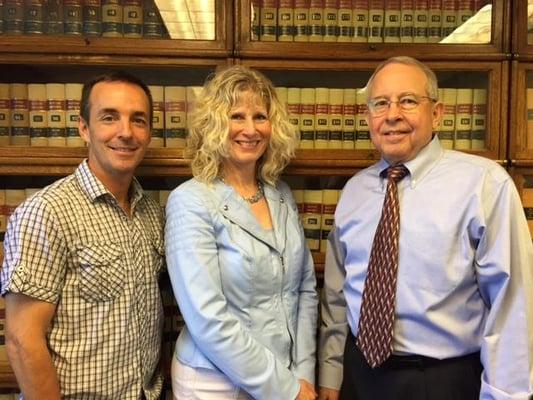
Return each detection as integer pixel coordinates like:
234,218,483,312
296,379,317,400
318,386,340,400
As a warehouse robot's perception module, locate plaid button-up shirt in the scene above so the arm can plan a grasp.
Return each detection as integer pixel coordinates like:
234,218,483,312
1,160,164,399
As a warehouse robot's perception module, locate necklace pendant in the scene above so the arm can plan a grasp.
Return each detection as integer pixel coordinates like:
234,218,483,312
244,181,264,204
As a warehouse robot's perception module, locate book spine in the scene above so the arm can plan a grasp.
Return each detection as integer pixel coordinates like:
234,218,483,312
427,0,441,42
528,88,533,150
323,0,338,42
287,87,302,145
143,0,164,38
24,0,45,34
367,0,384,42
337,0,352,42
302,189,323,252
439,87,456,149
46,83,66,147
82,0,101,36
123,0,142,37
260,0,278,41
400,0,414,43
65,83,84,147
64,0,82,35
251,0,261,40
456,0,474,26
186,86,202,141
342,88,356,149
5,189,26,217
355,88,371,148
309,0,324,42
46,0,65,34
320,189,338,252
413,0,428,43
471,88,486,150
4,0,25,34
454,88,473,150
314,87,329,149
275,86,288,107
9,83,30,146
277,0,294,41
352,0,368,42
0,84,10,146
28,83,48,146
299,88,316,149
291,189,305,221
440,0,456,38
164,86,187,148
102,0,123,37
148,85,165,148
383,0,400,43
328,88,344,149
293,0,309,41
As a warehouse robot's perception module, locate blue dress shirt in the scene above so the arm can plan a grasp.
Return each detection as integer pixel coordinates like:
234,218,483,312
166,178,318,400
319,136,533,399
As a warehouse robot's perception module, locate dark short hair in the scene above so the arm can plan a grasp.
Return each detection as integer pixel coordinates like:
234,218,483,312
80,71,153,128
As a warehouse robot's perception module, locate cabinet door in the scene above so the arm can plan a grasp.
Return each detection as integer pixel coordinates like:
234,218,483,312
511,168,533,241
509,61,533,160
236,0,507,60
241,59,506,160
0,0,232,57
512,0,533,58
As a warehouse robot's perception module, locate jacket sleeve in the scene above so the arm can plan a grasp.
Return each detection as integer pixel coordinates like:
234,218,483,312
165,184,300,400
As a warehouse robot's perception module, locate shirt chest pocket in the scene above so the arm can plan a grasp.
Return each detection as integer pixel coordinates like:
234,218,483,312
75,243,125,302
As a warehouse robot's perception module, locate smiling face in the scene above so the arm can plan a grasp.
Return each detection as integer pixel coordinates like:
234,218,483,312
222,90,272,175
365,62,443,165
78,80,151,188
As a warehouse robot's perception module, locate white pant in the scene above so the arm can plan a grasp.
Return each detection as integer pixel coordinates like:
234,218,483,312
171,356,253,400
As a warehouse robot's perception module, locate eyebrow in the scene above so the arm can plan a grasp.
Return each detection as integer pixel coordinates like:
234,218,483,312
371,91,419,99
97,108,148,118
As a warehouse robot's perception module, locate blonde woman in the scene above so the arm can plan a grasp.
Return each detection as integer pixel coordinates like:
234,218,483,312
165,65,318,400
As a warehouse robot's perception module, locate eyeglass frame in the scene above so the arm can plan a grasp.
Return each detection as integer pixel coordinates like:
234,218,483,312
366,93,438,116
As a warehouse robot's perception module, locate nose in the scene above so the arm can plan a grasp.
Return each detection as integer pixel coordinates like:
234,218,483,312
241,117,256,134
385,101,402,120
118,118,133,138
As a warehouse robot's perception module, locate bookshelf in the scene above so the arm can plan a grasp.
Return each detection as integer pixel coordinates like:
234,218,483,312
0,0,529,393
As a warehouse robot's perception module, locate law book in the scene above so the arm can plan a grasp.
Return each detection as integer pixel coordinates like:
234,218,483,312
454,88,473,150
250,0,261,40
337,0,352,42
143,0,164,38
4,0,24,34
0,84,9,146
342,88,356,149
456,0,474,26
293,0,309,41
260,0,277,41
82,0,101,36
427,0,441,42
471,88,487,150
24,0,45,34
28,83,48,146
9,83,30,146
328,88,343,149
291,189,305,219
277,0,293,41
5,189,26,217
441,0,456,38
383,0,401,43
308,0,324,42
323,0,338,42
522,187,533,238
355,88,371,149
352,0,369,42
64,0,83,35
123,0,142,38
102,0,123,37
25,187,41,200
65,83,84,147
164,86,187,148
299,88,316,149
400,0,414,43
46,0,65,35
275,87,288,111
527,88,533,150
439,87,456,149
186,86,202,139
46,83,66,147
287,87,302,145
320,189,338,252
302,189,323,252
413,0,428,43
314,87,329,149
145,85,163,148
367,0,384,42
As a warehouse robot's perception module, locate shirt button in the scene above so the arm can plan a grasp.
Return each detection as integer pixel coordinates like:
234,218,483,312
223,205,228,211
280,197,284,203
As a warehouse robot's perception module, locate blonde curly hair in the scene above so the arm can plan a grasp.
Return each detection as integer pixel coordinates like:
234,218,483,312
187,65,298,185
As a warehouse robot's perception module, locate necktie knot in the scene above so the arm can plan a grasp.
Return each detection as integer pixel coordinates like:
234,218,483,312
387,165,409,183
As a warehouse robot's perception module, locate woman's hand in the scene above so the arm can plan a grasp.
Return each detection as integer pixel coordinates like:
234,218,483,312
296,379,317,400
318,386,339,400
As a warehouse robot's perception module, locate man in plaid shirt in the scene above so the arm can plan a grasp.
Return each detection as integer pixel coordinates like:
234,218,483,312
1,71,165,399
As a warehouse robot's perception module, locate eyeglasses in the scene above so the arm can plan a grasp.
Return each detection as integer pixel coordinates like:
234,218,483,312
367,94,437,116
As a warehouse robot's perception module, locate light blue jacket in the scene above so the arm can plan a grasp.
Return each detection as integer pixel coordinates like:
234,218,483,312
165,178,318,400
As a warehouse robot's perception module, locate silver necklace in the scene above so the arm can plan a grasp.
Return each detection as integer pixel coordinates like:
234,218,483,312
221,178,264,204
